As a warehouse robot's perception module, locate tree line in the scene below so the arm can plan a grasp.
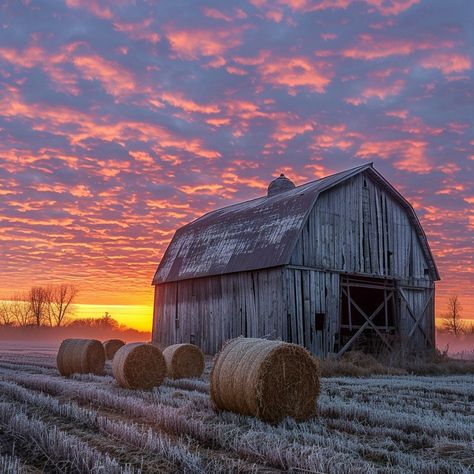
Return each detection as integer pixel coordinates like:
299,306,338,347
0,284,78,327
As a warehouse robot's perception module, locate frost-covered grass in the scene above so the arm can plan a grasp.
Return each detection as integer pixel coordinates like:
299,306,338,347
0,348,473,473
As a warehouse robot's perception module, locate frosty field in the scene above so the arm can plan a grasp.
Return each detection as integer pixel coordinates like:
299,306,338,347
0,344,473,473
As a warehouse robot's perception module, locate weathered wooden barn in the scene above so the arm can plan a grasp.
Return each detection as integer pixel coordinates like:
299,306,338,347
152,164,439,357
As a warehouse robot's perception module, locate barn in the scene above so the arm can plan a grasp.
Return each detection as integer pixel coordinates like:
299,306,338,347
152,163,439,357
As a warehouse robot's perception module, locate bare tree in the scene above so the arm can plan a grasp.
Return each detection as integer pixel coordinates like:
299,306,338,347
0,300,15,326
50,284,78,327
28,286,51,327
442,295,465,336
8,293,33,327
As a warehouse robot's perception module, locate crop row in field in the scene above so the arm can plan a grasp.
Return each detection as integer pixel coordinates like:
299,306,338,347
0,350,473,473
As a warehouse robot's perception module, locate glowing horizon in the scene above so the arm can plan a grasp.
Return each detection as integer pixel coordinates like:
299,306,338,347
0,0,472,328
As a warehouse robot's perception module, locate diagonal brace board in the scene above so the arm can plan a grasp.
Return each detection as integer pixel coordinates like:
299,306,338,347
337,290,393,356
342,287,394,351
341,287,394,351
399,287,434,346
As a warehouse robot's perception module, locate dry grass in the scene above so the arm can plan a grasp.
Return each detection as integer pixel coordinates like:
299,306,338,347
320,349,474,377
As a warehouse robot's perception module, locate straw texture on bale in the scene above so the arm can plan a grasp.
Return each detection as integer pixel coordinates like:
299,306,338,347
162,343,205,379
103,339,125,360
210,337,320,423
112,343,166,390
57,339,105,377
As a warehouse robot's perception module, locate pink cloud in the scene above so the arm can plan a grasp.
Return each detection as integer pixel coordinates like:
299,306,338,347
65,0,113,20
160,92,221,114
346,79,405,105
343,35,454,60
365,0,421,16
310,124,357,151
202,7,247,21
420,52,471,75
251,0,419,16
165,26,242,59
113,19,161,44
257,56,333,93
272,121,314,141
72,54,136,96
357,139,433,173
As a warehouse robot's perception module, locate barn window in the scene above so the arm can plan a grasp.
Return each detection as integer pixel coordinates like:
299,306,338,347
315,312,325,331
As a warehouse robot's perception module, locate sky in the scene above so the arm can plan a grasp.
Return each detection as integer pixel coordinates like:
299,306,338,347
0,0,472,331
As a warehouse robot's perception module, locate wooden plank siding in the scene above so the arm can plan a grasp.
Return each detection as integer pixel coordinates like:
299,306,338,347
289,171,431,282
152,268,286,355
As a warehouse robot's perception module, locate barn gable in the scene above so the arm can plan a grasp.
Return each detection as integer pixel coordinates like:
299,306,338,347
153,164,439,285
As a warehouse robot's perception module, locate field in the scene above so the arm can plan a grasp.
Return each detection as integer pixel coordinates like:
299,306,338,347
0,344,473,473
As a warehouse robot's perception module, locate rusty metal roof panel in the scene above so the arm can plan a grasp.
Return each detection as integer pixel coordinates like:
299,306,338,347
153,164,372,284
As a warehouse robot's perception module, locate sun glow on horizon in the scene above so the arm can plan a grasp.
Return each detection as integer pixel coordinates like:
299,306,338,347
72,303,153,332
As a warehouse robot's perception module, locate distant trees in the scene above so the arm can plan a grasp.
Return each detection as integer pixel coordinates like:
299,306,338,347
0,284,78,327
69,312,119,330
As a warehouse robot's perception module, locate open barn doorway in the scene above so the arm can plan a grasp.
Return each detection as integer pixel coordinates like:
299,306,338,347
337,275,396,356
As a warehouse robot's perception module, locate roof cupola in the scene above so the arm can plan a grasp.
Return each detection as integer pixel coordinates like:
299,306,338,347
267,173,295,197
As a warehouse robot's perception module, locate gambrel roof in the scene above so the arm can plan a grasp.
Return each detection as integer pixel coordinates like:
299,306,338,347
153,164,440,284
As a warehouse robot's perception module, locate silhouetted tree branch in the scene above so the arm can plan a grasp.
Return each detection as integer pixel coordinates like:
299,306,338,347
50,284,78,327
442,295,465,336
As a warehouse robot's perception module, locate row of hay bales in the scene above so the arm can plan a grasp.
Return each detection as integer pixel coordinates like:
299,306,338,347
57,337,320,423
57,339,205,386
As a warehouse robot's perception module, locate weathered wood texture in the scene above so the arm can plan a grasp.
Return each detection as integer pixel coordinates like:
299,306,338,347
290,171,430,281
153,168,437,356
153,268,285,355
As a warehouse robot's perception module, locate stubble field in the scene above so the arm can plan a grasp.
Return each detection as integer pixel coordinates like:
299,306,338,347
0,343,473,473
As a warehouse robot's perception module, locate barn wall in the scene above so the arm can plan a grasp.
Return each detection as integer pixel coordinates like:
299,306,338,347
283,268,340,357
290,171,431,282
289,171,436,350
152,267,286,354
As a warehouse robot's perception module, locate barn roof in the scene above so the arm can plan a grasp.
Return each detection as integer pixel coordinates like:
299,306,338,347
153,164,439,284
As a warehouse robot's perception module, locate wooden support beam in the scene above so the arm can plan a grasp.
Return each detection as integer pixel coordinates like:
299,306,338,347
406,288,434,341
398,287,433,347
337,292,391,356
342,287,394,351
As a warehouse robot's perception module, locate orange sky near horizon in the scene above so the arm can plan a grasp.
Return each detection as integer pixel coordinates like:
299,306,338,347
0,0,472,331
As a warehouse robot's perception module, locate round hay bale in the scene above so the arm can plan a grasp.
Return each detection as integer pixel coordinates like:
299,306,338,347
163,343,205,379
112,343,166,390
103,339,125,360
210,337,320,423
57,339,105,377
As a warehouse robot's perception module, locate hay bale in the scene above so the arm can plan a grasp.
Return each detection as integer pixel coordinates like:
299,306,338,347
112,343,166,390
163,343,205,379
103,339,125,360
57,339,105,377
210,337,320,423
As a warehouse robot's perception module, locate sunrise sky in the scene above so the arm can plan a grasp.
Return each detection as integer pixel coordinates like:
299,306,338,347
0,0,472,331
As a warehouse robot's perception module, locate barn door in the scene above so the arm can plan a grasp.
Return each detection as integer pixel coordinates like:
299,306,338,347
397,286,434,349
337,275,396,356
